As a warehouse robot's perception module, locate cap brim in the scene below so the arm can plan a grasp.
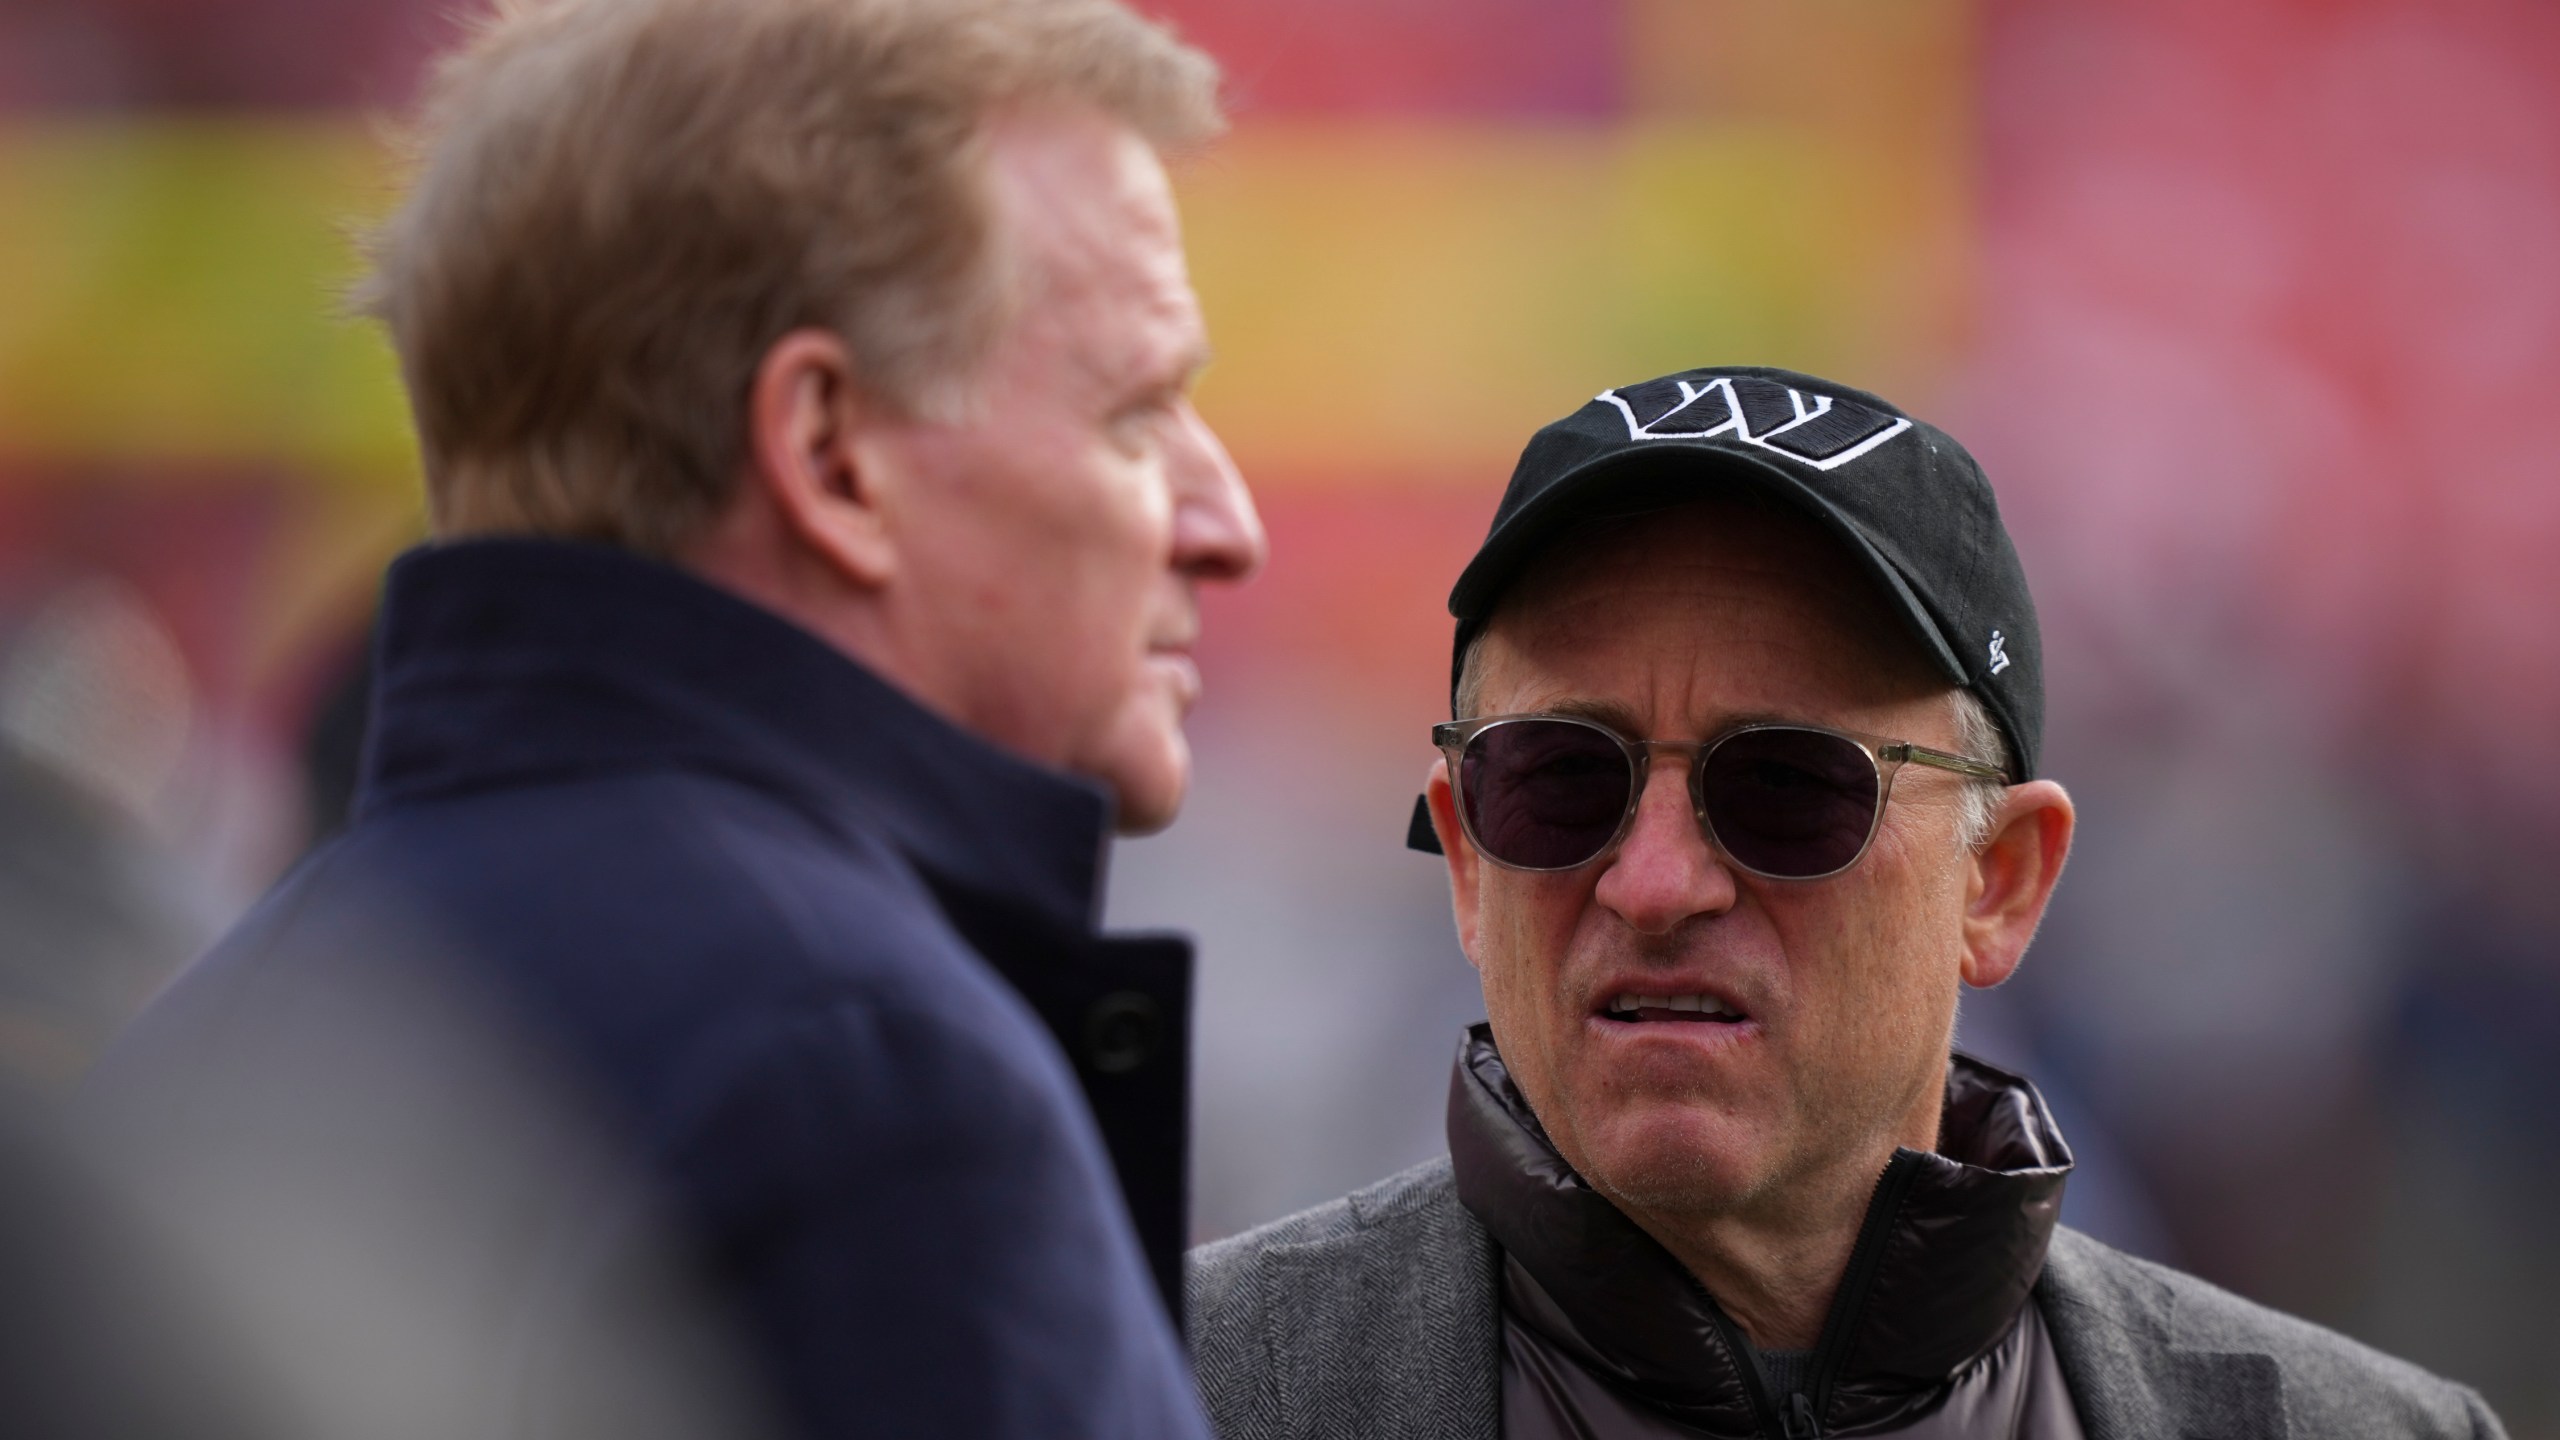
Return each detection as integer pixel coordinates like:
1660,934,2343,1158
1406,793,1443,854
1447,444,1970,689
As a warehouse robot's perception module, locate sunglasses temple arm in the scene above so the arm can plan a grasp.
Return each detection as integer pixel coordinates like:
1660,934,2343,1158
1886,742,2010,782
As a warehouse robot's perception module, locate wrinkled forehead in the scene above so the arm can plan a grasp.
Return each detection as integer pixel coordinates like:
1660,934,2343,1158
980,105,1203,387
986,106,1187,295
1476,497,1947,713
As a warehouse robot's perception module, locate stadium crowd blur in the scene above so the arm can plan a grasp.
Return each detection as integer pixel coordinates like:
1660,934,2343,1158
1,0,2554,1432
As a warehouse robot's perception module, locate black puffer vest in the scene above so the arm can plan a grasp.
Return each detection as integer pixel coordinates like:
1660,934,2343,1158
1448,1025,2075,1438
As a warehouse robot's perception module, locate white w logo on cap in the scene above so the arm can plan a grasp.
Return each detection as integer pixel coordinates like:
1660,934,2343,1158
1598,375,1911,471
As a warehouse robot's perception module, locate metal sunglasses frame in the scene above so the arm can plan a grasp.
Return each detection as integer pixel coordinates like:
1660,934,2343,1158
1430,712,2011,880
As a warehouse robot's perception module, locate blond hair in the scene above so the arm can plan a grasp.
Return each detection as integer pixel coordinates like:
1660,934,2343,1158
360,0,1221,554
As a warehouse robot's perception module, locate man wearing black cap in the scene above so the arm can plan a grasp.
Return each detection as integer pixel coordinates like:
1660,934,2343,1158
1185,369,2502,1439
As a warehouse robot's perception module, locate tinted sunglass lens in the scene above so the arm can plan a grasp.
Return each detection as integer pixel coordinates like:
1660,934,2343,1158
1698,728,1880,878
1461,721,1634,869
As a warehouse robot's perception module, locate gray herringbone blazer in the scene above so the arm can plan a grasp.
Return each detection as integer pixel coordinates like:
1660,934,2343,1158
1186,1158,2504,1440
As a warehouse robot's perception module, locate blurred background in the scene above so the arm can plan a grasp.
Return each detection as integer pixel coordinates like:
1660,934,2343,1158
1,0,2554,1429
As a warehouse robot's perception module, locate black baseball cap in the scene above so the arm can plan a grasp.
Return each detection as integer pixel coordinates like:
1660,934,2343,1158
1408,364,2041,854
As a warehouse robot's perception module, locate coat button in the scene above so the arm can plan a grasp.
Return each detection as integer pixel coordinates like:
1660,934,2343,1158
1083,991,1161,1075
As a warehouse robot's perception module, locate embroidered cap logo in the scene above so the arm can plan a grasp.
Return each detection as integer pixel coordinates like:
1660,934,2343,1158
1596,375,1911,471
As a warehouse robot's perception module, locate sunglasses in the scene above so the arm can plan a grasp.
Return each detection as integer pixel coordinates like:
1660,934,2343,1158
1433,713,2008,880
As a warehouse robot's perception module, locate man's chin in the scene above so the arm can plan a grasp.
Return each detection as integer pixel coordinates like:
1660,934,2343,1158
1102,739,1190,836
1113,795,1181,836
1574,1108,1772,1217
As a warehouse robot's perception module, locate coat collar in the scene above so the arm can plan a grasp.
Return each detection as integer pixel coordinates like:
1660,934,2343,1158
2035,1229,2289,1440
360,537,1115,935
1254,1163,1506,1440
1446,1024,2074,1436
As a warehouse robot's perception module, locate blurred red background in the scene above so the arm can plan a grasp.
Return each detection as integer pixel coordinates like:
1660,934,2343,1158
2,0,2554,1428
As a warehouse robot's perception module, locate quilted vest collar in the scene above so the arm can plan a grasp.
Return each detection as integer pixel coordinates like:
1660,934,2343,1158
1447,1024,2073,1436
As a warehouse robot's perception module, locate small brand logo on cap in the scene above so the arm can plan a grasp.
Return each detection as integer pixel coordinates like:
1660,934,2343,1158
1987,630,2012,676
1597,374,1911,471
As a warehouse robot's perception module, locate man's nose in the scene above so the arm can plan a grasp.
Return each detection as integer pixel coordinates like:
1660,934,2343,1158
1591,758,1737,936
1167,399,1266,584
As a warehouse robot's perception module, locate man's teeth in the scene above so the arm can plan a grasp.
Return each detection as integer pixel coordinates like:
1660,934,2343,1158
1607,993,1737,1018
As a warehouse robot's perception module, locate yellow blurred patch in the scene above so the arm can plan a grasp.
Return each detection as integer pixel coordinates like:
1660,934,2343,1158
0,19,1970,499
1177,116,1971,487
0,119,416,489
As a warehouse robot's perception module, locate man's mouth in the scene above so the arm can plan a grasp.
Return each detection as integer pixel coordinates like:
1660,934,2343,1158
1147,649,1201,710
1603,993,1747,1024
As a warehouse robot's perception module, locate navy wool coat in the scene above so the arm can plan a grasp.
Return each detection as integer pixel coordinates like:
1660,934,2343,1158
80,540,1210,1440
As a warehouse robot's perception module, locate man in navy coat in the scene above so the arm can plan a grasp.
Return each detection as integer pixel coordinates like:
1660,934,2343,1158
78,1,1262,1436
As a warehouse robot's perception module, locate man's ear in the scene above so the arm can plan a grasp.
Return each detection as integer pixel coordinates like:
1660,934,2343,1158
745,328,899,589
1426,758,1485,969
1959,779,2075,989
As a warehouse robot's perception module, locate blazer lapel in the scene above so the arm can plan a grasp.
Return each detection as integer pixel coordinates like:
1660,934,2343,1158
2038,1229,2289,1440
1264,1185,1502,1440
